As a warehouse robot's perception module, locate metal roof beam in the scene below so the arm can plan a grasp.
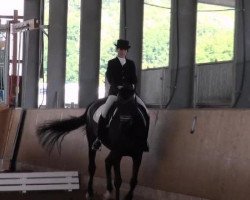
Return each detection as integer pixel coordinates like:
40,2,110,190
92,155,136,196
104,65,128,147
198,0,235,8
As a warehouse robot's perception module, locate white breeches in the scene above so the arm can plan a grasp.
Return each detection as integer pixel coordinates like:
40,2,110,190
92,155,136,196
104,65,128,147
101,95,148,118
135,95,149,114
101,95,118,118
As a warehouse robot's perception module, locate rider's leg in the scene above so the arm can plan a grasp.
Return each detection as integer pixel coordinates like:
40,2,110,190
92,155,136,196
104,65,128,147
101,95,118,118
92,95,118,150
135,95,150,152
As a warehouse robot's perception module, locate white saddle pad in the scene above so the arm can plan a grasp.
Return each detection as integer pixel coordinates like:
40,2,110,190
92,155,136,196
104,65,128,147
93,105,104,123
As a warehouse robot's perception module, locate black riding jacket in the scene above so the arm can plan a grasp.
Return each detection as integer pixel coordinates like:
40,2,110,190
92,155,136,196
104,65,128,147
106,57,137,95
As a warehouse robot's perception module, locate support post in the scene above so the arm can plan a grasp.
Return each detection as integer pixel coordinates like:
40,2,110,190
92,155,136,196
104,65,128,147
22,0,40,108
46,0,68,108
120,0,144,95
78,0,101,108
167,0,197,108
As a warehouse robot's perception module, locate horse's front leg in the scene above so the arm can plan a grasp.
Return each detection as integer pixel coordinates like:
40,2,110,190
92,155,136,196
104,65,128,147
113,156,122,200
124,152,143,200
86,148,97,200
103,152,114,199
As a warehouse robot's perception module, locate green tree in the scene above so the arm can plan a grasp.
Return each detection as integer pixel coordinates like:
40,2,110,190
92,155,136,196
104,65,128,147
43,1,235,84
196,3,235,63
66,0,80,83
143,0,171,69
99,0,120,85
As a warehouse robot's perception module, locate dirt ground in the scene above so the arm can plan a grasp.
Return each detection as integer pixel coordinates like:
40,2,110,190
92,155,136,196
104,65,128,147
0,189,151,200
0,175,206,200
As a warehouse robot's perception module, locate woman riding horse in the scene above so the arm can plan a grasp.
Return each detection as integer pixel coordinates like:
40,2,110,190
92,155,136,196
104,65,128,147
92,39,148,151
37,39,149,200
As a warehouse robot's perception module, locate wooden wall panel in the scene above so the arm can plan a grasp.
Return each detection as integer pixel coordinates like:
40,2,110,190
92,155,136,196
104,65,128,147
14,108,250,200
0,108,11,159
0,108,23,171
16,109,111,180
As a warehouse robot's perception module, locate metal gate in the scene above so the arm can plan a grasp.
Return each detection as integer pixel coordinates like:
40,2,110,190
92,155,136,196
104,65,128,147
0,23,10,104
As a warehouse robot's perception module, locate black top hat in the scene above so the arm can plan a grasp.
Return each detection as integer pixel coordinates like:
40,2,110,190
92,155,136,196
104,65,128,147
114,39,131,49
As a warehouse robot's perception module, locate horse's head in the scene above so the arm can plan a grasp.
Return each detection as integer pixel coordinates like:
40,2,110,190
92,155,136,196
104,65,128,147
107,84,148,152
117,84,135,102
116,84,137,131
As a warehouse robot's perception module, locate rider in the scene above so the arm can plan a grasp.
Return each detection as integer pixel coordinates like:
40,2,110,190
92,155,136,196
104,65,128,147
92,39,148,151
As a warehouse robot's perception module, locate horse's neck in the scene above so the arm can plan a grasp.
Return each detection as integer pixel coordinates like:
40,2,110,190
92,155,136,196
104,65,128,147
118,95,136,105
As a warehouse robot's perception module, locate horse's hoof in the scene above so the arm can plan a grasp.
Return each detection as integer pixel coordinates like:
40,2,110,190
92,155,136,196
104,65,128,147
86,192,94,200
103,190,112,200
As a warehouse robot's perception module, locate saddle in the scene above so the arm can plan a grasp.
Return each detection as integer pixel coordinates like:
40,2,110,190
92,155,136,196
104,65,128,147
93,96,148,128
92,95,149,152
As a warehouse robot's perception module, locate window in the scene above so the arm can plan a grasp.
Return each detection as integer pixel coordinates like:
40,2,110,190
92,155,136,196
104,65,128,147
142,0,171,69
65,0,81,106
38,0,49,107
0,0,23,20
195,3,235,63
99,0,120,98
0,0,24,104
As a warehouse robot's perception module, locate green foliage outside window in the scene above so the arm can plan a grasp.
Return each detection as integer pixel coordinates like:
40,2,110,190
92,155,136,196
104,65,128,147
42,1,235,84
143,0,171,69
196,3,235,63
66,0,80,83
99,0,120,86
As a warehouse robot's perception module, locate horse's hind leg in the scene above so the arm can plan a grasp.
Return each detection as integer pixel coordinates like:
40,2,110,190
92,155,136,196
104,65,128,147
124,152,143,200
86,149,97,199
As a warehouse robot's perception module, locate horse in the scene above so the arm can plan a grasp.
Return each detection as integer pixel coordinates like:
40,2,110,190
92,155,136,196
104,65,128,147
37,86,149,200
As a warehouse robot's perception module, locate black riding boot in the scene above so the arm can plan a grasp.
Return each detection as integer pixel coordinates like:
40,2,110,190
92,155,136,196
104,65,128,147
92,116,106,151
143,115,150,152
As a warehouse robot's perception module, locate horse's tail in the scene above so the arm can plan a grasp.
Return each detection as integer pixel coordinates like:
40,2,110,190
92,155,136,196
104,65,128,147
37,110,87,153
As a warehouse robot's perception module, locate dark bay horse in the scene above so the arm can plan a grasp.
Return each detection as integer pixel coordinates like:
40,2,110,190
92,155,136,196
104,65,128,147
37,87,149,200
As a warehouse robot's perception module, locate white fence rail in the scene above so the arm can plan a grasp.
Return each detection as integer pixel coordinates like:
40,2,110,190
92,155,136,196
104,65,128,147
0,171,79,193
